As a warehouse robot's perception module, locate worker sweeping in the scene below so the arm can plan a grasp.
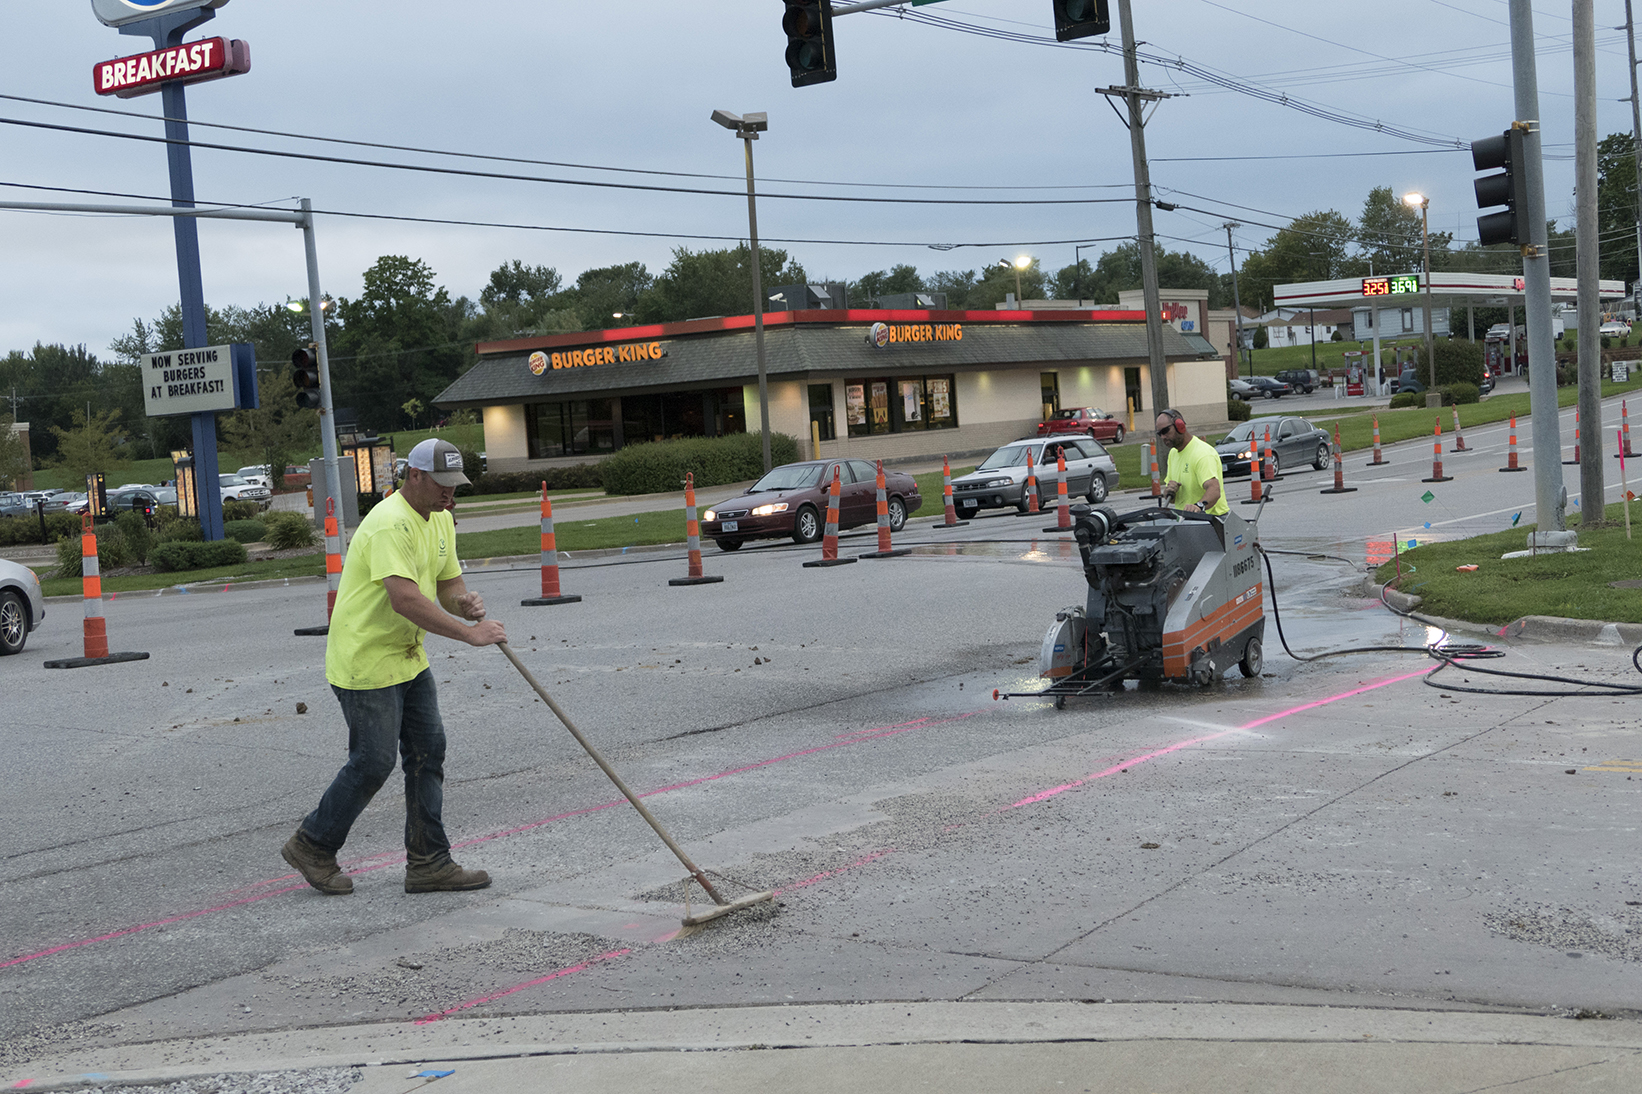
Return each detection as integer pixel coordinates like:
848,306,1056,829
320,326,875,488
1155,409,1228,516
282,438,506,896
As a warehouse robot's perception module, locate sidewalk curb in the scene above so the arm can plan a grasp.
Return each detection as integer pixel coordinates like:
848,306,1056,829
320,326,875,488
1358,578,1642,647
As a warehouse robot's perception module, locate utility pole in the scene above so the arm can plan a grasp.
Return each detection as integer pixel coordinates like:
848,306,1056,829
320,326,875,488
1508,0,1568,534
1224,223,1245,378
1110,0,1172,418
1627,0,1642,302
1575,0,1606,525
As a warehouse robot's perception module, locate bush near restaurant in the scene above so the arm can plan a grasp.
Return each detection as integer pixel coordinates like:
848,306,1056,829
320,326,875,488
1227,400,1252,422
0,511,79,547
149,539,247,573
453,461,604,497
1388,392,1424,409
1413,339,1486,388
222,499,264,522
115,510,153,565
55,523,130,577
262,511,317,550
1442,382,1481,405
598,433,801,496
223,519,266,544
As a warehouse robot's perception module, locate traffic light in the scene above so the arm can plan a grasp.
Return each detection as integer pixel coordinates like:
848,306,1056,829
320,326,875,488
291,347,321,409
1472,127,1530,248
1052,0,1110,41
783,1,835,87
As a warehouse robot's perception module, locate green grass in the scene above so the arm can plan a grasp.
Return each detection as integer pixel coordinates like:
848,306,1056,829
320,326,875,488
1371,500,1642,625
36,553,326,598
30,458,178,492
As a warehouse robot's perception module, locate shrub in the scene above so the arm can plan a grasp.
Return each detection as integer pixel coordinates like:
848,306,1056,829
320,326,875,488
456,462,603,497
222,499,264,522
597,433,801,496
148,539,248,573
223,519,266,544
1602,335,1612,350
156,517,203,543
1227,399,1252,422
1330,329,1344,341
1388,392,1424,409
0,511,80,547
1413,339,1485,388
55,524,130,578
114,510,153,565
1443,382,1481,405
263,511,317,550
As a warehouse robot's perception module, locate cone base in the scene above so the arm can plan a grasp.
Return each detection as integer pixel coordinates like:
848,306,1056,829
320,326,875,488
1319,487,1359,494
1498,466,1528,473
668,575,724,586
858,549,912,559
802,557,858,568
1041,525,1075,533
1422,476,1454,483
1562,459,1580,465
521,594,583,606
1240,496,1269,505
1014,509,1044,517
44,651,150,669
1614,452,1636,459
1366,458,1390,466
293,625,331,636
930,520,970,529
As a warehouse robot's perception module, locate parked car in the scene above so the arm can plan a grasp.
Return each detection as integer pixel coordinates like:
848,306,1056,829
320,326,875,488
1273,369,1316,394
219,473,272,507
950,436,1118,515
1389,369,1425,395
1599,320,1631,337
1214,416,1332,478
1228,378,1258,401
0,557,45,655
1036,406,1126,444
235,465,272,488
1247,376,1293,399
44,492,89,514
0,493,30,519
107,487,162,515
700,458,922,550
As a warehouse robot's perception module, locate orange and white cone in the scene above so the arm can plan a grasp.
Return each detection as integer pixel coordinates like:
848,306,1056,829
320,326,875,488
1451,407,1468,451
294,497,344,636
933,454,968,529
1617,400,1635,460
860,459,910,559
1319,424,1356,494
1366,415,1389,466
1054,452,1072,530
1499,413,1526,473
1241,437,1263,505
1262,427,1281,481
1423,417,1452,483
1564,406,1582,465
44,514,150,668
804,464,857,568
669,472,723,586
523,485,581,605
1023,449,1039,514
1148,442,1162,498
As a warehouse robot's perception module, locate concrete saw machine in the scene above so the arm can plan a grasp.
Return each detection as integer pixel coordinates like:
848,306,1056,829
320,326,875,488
1007,504,1266,705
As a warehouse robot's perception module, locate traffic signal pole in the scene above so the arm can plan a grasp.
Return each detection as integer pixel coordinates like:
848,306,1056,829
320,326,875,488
1508,0,1567,533
299,198,346,548
1116,0,1172,418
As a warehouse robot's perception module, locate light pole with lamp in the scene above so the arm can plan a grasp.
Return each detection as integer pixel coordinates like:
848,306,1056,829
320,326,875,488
1404,191,1438,405
1073,244,1094,304
711,109,773,474
997,256,1031,307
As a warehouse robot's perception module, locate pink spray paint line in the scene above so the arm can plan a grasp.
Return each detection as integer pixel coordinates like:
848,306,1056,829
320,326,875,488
775,849,896,895
4,710,983,970
1004,666,1437,811
414,948,631,1025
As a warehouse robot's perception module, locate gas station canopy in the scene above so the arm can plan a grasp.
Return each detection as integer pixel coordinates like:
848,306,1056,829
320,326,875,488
1274,271,1626,310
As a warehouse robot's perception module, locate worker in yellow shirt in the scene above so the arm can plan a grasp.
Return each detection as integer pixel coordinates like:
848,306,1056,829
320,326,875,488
1155,409,1228,516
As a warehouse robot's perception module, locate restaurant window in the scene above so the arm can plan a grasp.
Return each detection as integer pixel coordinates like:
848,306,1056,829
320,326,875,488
1040,371,1060,418
526,398,615,459
809,384,836,441
845,374,958,437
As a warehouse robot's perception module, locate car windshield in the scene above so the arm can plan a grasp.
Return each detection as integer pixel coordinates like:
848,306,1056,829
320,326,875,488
1049,409,1079,420
220,475,247,486
1218,421,1278,444
748,464,823,492
977,445,1037,470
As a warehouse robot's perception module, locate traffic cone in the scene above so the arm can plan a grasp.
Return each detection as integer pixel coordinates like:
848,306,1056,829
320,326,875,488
1422,417,1453,483
804,464,857,568
1319,424,1357,494
44,514,150,669
1366,415,1389,466
1564,406,1581,465
1019,449,1040,515
1147,442,1162,498
1616,400,1635,459
1050,451,1072,531
294,496,344,636
522,485,581,606
1241,437,1265,506
1262,427,1283,481
1499,413,1526,472
1451,407,1468,452
668,472,723,586
859,458,911,559
932,454,968,529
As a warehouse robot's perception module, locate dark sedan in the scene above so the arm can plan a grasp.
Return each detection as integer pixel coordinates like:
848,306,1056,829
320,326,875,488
1247,376,1292,399
1215,416,1332,478
700,458,921,551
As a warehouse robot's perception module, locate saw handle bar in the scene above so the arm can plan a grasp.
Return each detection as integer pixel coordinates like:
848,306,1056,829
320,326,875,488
1070,503,1215,546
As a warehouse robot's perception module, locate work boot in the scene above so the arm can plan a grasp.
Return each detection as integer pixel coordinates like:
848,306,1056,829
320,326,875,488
405,858,491,893
281,830,353,895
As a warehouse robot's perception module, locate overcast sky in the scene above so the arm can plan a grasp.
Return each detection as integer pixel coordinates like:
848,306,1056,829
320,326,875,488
0,1,1634,359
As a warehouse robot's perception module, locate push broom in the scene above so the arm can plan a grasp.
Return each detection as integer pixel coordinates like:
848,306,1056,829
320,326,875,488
498,643,774,926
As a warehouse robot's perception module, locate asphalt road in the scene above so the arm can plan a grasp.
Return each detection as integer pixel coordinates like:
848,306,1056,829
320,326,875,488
2,387,1639,1086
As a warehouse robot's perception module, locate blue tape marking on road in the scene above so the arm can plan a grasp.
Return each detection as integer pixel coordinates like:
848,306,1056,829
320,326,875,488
412,1069,455,1079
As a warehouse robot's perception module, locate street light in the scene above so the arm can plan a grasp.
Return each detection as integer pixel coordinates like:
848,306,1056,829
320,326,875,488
1403,191,1438,401
712,108,774,474
998,255,1031,307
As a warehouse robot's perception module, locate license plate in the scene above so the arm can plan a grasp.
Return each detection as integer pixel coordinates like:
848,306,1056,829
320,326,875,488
721,520,738,531
959,499,977,508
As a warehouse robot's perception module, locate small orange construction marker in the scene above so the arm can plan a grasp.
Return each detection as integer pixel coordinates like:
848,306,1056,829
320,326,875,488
669,473,723,586
44,513,149,669
523,485,581,606
803,465,857,568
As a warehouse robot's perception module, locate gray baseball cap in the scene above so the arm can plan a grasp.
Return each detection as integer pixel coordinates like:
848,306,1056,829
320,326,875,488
407,438,470,487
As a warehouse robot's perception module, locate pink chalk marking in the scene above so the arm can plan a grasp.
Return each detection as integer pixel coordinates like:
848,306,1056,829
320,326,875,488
775,849,896,894
12,1079,35,1088
1004,665,1436,811
5,711,982,970
414,948,631,1024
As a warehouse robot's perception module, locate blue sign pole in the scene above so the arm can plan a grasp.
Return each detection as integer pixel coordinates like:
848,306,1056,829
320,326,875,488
117,7,226,540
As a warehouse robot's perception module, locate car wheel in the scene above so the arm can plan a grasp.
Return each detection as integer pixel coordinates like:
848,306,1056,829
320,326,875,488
1086,475,1109,504
1265,451,1280,475
715,538,743,552
791,506,822,544
0,591,26,656
1264,390,1276,399
887,496,907,532
1239,637,1263,678
1313,442,1330,471
1111,425,1125,444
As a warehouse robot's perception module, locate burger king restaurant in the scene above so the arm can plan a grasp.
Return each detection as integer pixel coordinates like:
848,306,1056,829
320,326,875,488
433,308,1226,473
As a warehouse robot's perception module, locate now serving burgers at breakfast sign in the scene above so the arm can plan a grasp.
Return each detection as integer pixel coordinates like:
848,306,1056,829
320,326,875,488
141,343,258,418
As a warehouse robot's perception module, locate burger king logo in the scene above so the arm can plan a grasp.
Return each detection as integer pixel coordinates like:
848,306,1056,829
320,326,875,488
528,351,548,375
869,322,890,348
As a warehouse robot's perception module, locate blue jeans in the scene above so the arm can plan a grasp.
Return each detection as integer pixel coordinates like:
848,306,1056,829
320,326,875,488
301,669,451,866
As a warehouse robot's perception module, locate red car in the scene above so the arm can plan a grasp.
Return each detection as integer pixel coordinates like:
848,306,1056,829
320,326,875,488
700,458,921,551
1037,406,1126,444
